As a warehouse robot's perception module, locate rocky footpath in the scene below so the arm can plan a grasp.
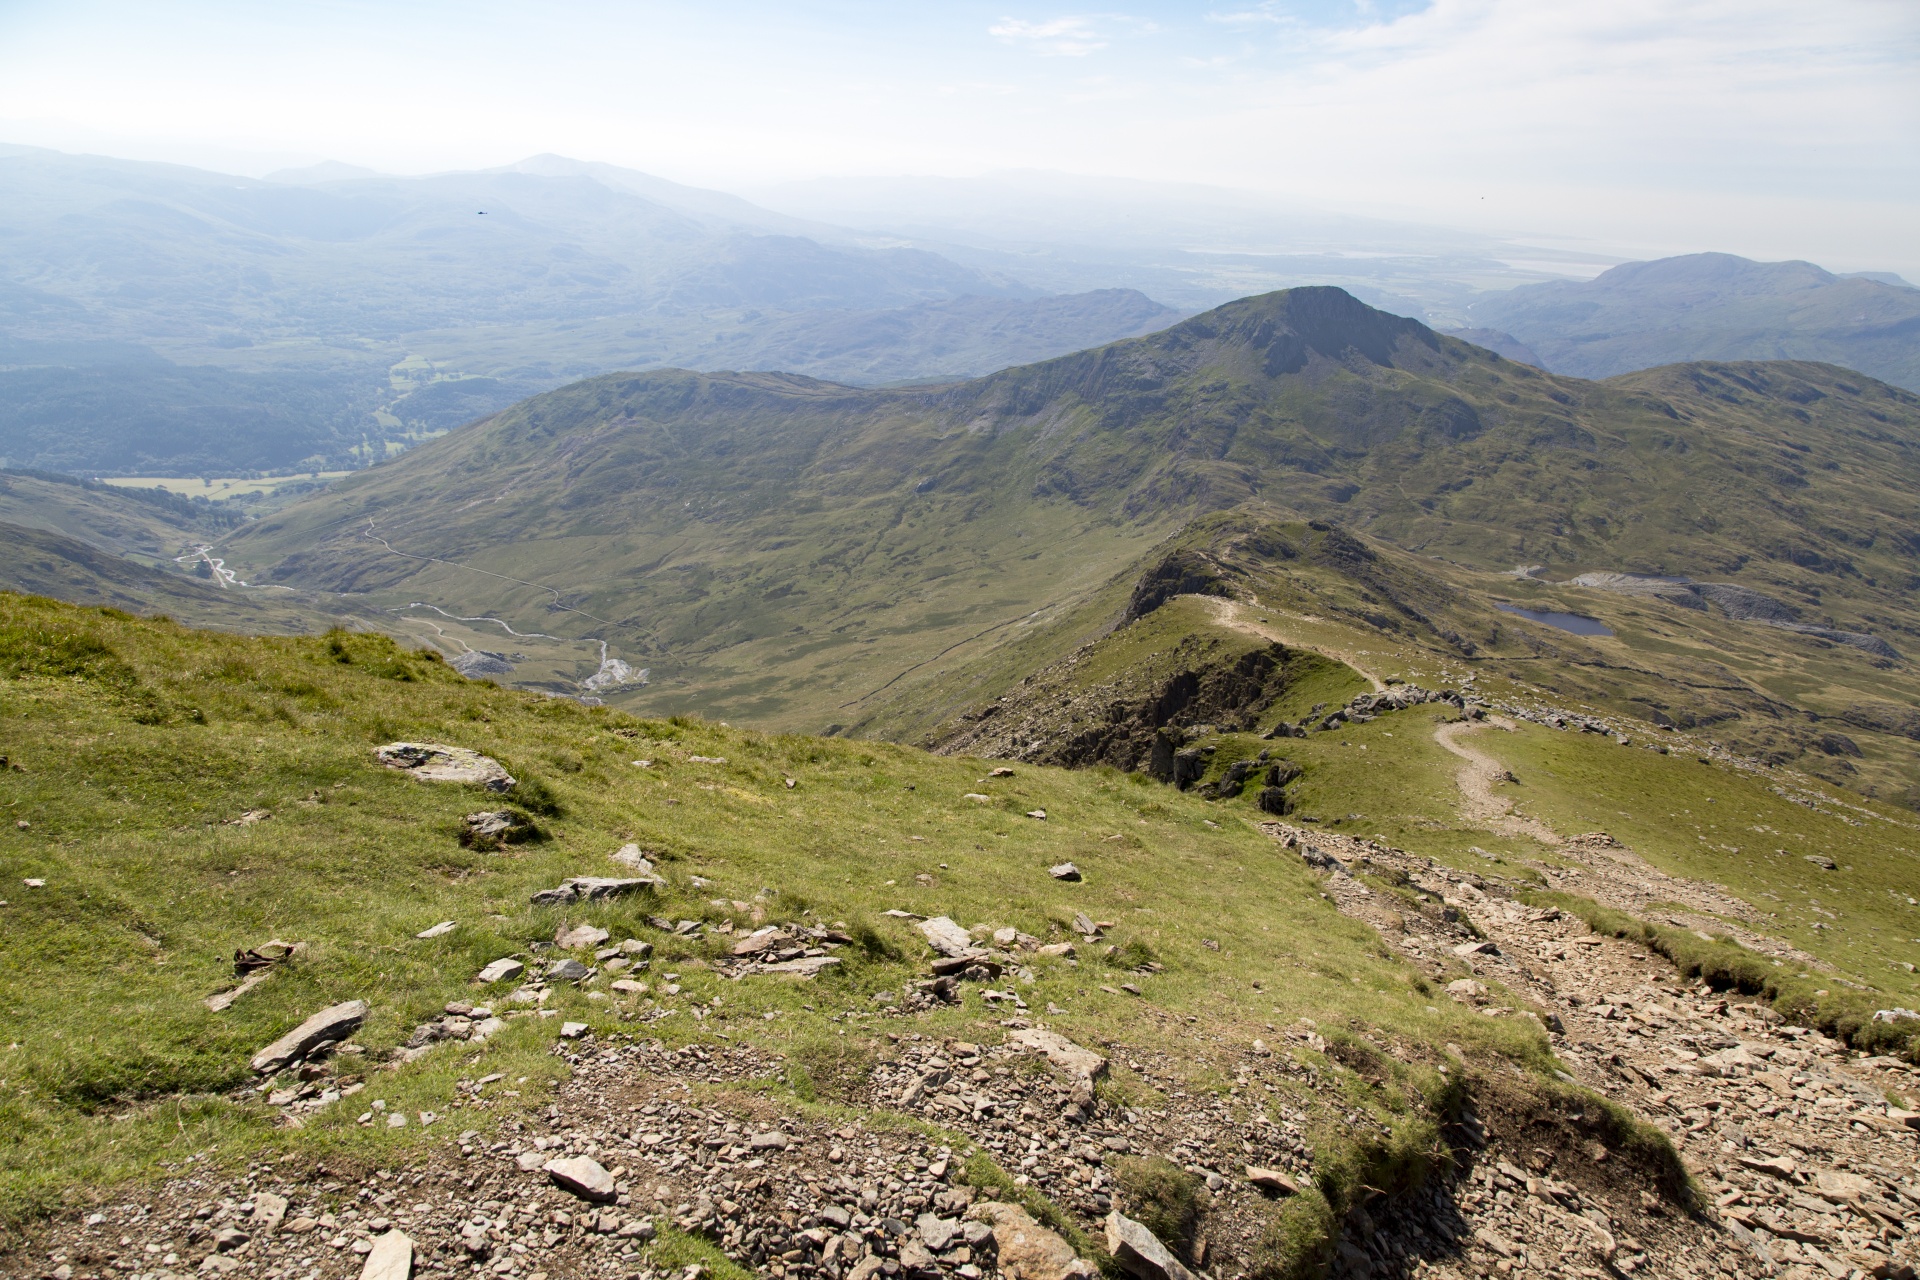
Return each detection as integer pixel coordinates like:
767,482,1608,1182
1263,821,1920,1280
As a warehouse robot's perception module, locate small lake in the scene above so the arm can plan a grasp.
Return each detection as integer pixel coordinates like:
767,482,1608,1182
1495,603,1614,637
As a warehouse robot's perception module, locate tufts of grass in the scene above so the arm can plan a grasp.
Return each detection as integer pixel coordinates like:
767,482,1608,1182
1110,1156,1206,1260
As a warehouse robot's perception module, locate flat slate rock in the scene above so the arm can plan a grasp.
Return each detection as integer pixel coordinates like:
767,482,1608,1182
555,923,610,950
1105,1211,1198,1280
358,1230,413,1280
531,876,661,906
1008,1028,1108,1080
250,999,368,1075
918,916,976,958
374,742,515,792
545,1155,617,1201
476,958,524,984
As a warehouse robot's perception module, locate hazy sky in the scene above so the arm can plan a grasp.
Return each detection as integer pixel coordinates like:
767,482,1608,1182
2,0,1915,271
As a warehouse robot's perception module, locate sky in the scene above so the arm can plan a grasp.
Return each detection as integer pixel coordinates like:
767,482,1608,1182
1,0,1916,273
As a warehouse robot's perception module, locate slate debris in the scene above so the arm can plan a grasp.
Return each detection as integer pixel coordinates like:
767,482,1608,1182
249,999,368,1075
531,876,662,906
1263,815,1920,1279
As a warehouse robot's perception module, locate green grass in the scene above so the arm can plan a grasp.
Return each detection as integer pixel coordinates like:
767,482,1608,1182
0,592,1567,1238
1175,694,1920,1045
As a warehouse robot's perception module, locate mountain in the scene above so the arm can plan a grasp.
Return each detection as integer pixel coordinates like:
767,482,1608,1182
0,147,1176,474
1468,252,1920,390
681,288,1177,385
213,286,1920,799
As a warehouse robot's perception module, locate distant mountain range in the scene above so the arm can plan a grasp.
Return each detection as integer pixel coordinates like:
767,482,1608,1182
5,142,1919,481
1463,252,1920,390
0,147,1180,472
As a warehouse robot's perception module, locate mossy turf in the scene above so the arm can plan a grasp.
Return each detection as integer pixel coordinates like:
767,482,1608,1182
0,593,1562,1232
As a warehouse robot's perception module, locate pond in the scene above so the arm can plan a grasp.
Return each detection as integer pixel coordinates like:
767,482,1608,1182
1494,603,1615,637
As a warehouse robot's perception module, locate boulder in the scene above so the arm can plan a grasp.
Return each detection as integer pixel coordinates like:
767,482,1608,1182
531,876,661,906
1049,862,1082,881
1105,1211,1199,1280
732,927,791,956
358,1230,412,1280
761,956,842,976
545,1155,617,1202
1008,1028,1108,1080
968,1203,1087,1280
1813,1169,1875,1203
375,742,515,791
918,916,977,958
250,999,368,1074
544,958,591,983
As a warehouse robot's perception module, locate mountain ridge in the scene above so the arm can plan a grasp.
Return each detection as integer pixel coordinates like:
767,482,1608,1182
1470,251,1920,390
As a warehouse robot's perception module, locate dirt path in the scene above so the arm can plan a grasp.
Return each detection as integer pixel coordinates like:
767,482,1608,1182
1261,820,1920,1280
1433,719,1825,970
1432,717,1562,844
1203,598,1388,691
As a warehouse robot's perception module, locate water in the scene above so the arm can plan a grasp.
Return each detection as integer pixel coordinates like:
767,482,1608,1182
1495,603,1614,637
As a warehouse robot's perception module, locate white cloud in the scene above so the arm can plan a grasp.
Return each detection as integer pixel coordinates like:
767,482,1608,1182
988,16,1110,56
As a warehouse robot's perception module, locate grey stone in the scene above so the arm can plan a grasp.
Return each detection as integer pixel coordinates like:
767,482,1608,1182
544,958,591,982
555,923,610,949
610,843,656,873
462,810,532,846
476,958,524,984
917,1213,961,1251
1008,1028,1108,1079
531,876,661,906
918,916,977,957
414,920,456,939
1048,862,1082,881
358,1229,413,1280
250,999,368,1074
545,1154,617,1202
250,1191,288,1233
749,1131,792,1150
1104,1211,1198,1280
375,742,515,791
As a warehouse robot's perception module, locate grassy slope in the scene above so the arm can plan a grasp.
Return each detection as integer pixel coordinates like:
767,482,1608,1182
1168,700,1920,1011
1,592,1562,1228
0,472,234,567
0,520,325,634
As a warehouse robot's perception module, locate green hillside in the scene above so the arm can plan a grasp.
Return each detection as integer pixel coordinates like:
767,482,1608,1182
0,593,1567,1251
215,289,1920,808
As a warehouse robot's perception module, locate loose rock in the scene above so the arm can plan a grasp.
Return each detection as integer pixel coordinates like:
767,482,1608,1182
249,999,367,1074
